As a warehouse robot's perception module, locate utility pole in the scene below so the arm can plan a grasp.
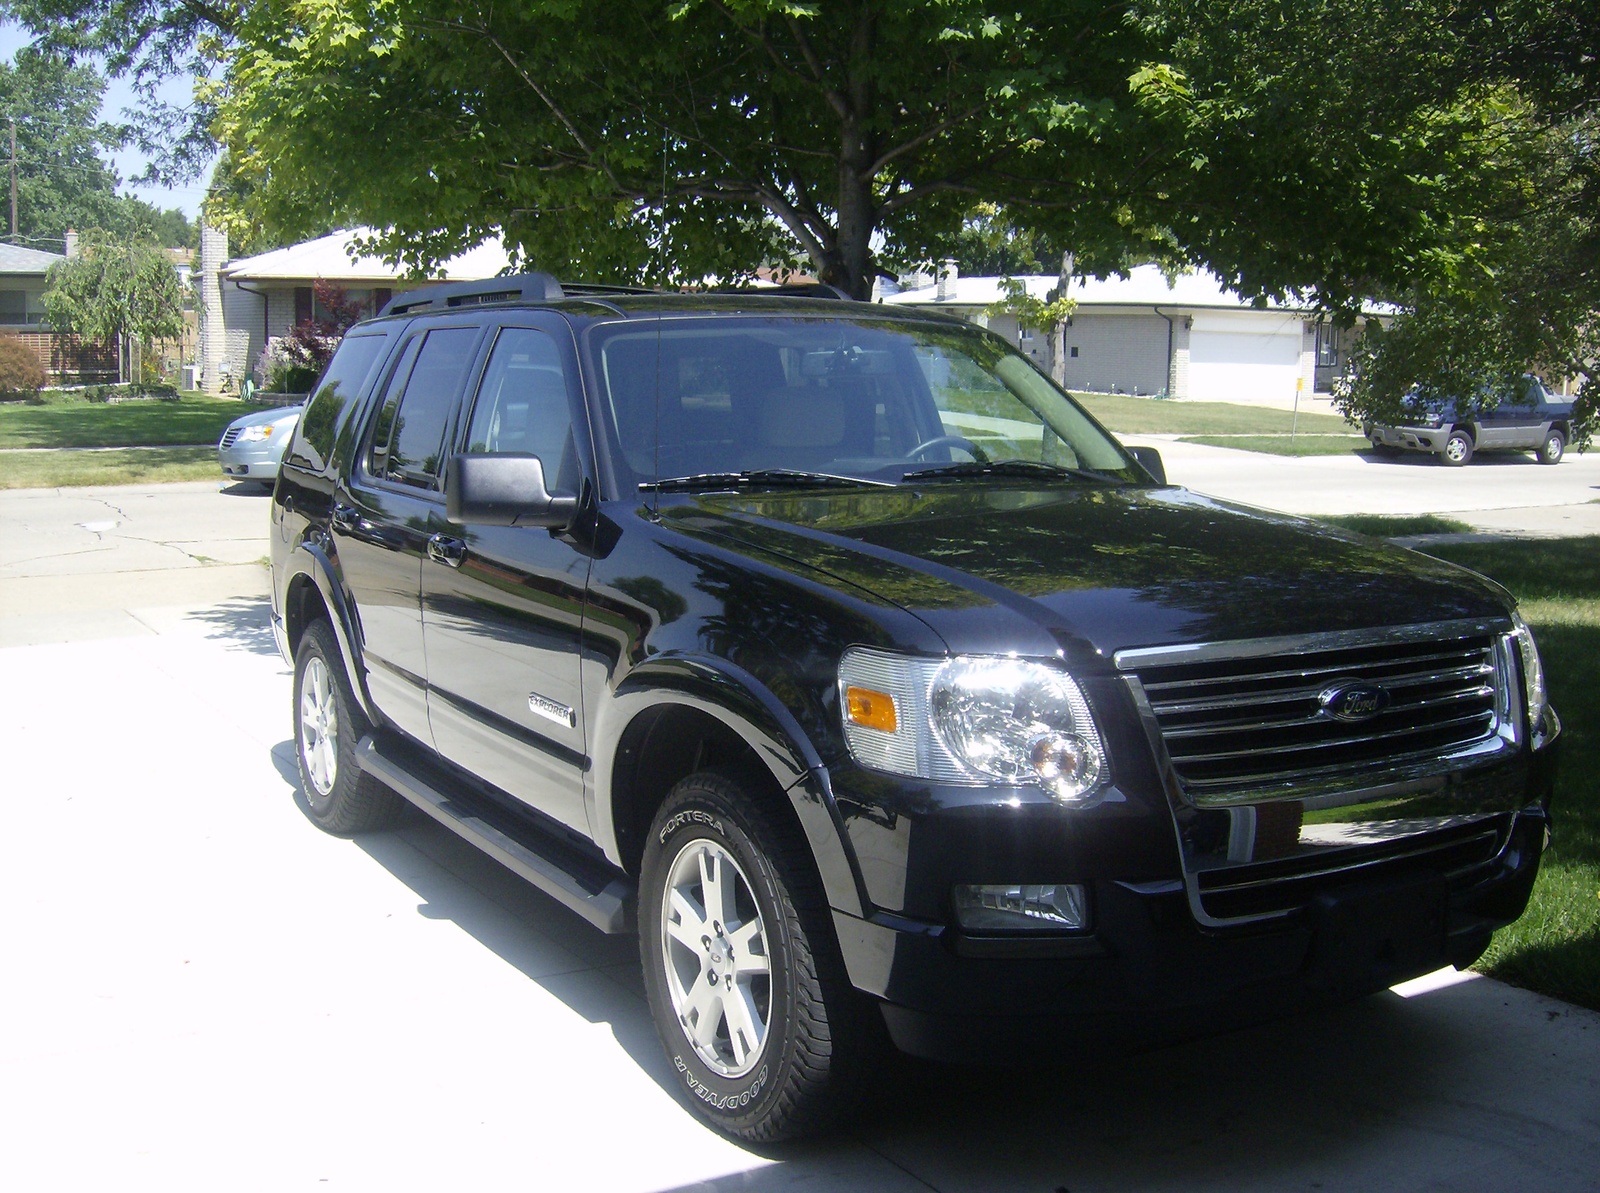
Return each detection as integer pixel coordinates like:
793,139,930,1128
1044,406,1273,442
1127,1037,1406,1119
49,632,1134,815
9,117,16,241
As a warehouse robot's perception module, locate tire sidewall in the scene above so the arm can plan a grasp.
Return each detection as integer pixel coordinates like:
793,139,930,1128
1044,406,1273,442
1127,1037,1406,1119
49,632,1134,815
640,782,801,1133
1540,431,1564,464
1442,431,1472,465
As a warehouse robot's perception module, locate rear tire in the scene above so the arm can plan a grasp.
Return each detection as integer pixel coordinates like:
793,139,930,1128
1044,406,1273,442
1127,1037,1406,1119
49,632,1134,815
293,619,405,835
1537,429,1565,465
1441,429,1473,466
639,772,876,1142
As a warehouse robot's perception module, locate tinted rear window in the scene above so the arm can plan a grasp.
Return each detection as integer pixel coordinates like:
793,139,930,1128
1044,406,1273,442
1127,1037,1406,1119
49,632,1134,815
286,332,392,472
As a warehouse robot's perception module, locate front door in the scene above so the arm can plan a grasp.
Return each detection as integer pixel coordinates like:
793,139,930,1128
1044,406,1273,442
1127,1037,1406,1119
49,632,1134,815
422,319,594,834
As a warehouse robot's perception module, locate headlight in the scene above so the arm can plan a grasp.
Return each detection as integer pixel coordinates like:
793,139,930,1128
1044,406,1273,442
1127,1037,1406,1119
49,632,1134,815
838,649,1107,804
236,423,275,442
1511,610,1554,748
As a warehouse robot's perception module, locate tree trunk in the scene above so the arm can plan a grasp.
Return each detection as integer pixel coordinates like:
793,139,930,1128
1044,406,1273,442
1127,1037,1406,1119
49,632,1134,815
827,9,878,301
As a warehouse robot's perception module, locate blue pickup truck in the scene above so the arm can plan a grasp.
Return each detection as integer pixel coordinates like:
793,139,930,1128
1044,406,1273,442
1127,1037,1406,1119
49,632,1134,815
1364,375,1574,466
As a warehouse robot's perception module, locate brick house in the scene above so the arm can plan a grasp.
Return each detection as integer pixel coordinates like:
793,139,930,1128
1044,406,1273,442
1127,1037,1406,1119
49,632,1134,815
199,227,512,392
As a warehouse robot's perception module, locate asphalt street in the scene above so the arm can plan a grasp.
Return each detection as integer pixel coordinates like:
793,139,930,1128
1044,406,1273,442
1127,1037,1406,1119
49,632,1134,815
1,453,1597,1192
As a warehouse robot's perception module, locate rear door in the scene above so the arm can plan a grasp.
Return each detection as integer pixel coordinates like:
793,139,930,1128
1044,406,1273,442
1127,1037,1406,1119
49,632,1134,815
421,315,595,833
334,319,485,743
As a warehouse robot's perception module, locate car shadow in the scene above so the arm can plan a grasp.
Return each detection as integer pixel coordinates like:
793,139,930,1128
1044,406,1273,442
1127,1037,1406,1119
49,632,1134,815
219,480,275,497
1356,448,1545,468
267,753,1582,1187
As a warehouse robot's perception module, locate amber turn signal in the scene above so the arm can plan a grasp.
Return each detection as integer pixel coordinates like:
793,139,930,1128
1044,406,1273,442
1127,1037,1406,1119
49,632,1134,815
845,686,898,733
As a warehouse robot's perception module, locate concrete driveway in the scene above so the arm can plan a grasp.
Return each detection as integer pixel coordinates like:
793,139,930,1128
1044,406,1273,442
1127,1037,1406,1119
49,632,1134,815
1,472,1597,1192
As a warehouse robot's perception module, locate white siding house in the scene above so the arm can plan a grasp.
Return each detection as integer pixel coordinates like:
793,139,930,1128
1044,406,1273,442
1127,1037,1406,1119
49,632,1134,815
881,264,1382,409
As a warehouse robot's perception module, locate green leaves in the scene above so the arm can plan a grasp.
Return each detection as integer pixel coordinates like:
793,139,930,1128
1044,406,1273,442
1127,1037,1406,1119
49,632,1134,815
43,229,185,347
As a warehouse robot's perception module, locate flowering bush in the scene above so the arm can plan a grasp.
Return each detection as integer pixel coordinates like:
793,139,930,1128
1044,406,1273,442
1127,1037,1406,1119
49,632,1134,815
263,280,367,391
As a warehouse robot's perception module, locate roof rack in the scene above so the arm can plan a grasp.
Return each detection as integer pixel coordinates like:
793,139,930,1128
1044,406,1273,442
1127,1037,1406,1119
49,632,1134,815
704,282,853,301
559,281,661,297
380,272,565,316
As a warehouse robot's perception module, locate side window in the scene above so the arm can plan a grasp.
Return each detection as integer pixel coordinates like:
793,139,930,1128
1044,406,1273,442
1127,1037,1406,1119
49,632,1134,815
287,332,390,472
368,326,480,489
463,327,578,491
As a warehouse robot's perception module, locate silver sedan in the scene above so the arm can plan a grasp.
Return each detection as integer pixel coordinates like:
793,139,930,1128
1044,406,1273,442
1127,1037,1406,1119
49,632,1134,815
217,403,303,486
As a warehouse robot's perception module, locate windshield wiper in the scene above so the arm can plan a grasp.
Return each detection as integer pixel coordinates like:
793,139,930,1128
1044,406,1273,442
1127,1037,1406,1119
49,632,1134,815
902,459,1123,484
640,468,894,492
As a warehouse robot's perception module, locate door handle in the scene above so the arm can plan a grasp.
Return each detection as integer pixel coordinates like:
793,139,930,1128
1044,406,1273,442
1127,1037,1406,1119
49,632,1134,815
427,534,467,568
331,502,361,533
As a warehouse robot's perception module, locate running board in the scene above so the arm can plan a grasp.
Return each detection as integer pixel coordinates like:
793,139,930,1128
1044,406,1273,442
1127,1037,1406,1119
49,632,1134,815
356,736,635,934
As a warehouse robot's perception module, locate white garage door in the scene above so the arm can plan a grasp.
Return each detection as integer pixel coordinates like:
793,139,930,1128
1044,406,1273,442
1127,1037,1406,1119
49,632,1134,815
1189,316,1302,406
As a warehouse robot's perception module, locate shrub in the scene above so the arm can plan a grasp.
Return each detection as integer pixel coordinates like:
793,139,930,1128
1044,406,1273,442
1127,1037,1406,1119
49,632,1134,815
0,335,47,397
259,280,366,392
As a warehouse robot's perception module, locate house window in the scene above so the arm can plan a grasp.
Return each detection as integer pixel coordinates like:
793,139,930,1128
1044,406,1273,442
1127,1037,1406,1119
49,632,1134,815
0,287,43,325
1070,346,1080,358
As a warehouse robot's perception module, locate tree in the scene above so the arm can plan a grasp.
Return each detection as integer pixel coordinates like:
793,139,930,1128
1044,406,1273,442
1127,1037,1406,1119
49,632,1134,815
0,45,125,242
1142,0,1597,444
950,204,1071,278
10,0,1596,450
0,44,198,248
42,227,184,382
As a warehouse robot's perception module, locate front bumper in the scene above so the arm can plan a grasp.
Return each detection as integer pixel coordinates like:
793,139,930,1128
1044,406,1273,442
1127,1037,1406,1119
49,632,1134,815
835,806,1548,1062
218,441,285,480
823,724,1558,1063
1367,423,1449,453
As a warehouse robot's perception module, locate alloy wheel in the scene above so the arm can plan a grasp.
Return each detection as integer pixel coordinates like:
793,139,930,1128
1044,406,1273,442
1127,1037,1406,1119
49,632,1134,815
660,838,772,1077
299,656,339,797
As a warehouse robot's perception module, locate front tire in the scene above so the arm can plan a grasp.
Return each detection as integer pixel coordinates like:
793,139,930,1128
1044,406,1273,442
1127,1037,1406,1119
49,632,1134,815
1441,429,1474,466
294,620,405,835
639,772,873,1142
1537,429,1565,464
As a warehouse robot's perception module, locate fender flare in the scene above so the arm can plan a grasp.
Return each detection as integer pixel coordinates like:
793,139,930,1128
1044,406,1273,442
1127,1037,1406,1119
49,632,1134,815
281,540,378,724
591,653,869,920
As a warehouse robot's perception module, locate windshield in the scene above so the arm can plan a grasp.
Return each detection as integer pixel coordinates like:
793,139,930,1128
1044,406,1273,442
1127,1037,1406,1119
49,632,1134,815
590,315,1139,489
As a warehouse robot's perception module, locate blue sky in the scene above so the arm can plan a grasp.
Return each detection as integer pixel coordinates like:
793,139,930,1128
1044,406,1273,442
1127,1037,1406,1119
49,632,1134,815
1,18,210,218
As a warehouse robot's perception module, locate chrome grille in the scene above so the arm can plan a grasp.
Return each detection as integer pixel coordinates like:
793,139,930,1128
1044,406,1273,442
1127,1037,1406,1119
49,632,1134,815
219,428,242,448
1122,628,1504,801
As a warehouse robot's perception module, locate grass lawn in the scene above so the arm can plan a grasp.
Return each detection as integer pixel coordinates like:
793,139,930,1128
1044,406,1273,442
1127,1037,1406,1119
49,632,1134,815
1077,392,1353,436
1316,513,1477,537
1416,538,1600,1011
0,447,219,489
1179,433,1365,456
0,393,249,450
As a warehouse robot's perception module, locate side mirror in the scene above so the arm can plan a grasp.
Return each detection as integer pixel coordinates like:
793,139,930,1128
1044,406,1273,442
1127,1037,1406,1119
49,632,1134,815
445,453,578,528
1128,445,1167,485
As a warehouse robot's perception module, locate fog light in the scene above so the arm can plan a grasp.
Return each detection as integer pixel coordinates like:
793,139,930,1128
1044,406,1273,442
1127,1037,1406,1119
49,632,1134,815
953,884,1088,932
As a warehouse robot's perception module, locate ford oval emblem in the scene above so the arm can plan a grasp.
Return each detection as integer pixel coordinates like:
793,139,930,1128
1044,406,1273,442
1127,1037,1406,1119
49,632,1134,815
1319,682,1392,722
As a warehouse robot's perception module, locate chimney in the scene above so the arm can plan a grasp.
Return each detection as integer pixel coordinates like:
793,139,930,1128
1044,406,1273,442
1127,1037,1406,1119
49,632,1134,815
937,259,958,301
64,229,78,258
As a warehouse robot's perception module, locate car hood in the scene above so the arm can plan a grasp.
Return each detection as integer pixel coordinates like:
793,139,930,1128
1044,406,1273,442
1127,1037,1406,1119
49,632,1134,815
659,483,1511,661
228,403,303,429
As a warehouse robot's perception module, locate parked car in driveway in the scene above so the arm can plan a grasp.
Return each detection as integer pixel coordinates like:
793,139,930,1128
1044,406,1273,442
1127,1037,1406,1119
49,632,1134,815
218,402,304,485
1364,375,1573,466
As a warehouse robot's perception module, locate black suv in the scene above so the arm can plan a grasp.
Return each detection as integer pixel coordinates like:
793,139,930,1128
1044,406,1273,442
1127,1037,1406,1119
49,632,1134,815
270,275,1560,1141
